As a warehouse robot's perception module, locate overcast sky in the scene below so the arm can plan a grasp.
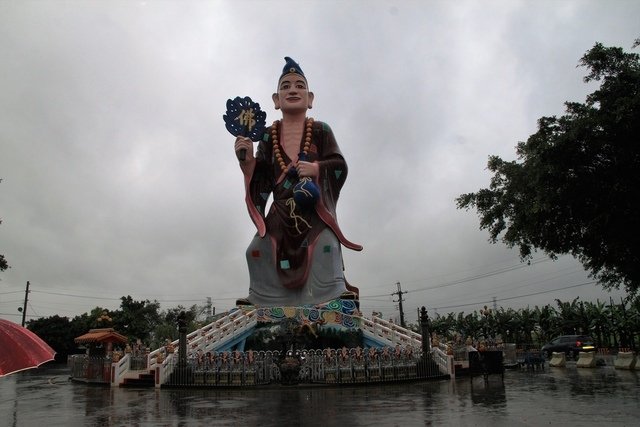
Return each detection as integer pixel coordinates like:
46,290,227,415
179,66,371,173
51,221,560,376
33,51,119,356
1,0,637,325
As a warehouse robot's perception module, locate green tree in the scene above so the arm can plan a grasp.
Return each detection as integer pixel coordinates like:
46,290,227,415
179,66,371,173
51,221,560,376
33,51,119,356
492,307,517,342
584,300,611,348
70,306,111,331
150,305,200,349
111,296,161,344
430,312,457,338
458,311,482,339
611,299,636,349
555,298,582,335
456,41,640,296
27,315,74,359
626,298,640,350
0,244,6,271
533,304,558,344
514,307,537,345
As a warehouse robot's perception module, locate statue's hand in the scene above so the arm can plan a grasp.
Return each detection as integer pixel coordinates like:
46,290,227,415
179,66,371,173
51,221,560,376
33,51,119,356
234,136,254,162
296,160,319,178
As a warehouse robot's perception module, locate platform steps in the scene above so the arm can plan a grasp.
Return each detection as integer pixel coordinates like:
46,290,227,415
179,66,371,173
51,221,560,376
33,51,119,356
120,370,155,388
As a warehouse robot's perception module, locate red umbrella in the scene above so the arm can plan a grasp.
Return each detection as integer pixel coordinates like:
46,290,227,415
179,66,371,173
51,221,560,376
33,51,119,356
0,318,56,377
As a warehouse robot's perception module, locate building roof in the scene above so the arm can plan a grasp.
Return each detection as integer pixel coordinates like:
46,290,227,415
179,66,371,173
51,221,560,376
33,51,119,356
74,328,128,344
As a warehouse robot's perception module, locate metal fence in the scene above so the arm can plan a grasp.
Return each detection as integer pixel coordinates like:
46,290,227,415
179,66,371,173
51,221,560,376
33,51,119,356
129,355,148,371
163,347,447,387
68,355,112,383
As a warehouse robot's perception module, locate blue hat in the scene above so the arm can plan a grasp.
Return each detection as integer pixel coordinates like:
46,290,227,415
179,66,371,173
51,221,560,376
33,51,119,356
280,56,305,79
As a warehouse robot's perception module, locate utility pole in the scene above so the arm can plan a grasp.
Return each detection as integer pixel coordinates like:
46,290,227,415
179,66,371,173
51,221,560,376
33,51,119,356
392,281,407,328
21,281,30,327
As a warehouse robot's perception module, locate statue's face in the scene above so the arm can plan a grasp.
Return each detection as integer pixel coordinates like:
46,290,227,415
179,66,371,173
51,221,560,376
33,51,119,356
273,73,314,113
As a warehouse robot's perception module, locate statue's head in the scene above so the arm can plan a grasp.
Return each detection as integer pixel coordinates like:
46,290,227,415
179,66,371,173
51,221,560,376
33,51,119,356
273,56,314,113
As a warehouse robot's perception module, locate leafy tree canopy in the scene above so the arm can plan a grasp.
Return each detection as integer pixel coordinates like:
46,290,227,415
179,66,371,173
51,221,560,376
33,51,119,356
27,315,74,359
112,295,162,343
456,41,640,296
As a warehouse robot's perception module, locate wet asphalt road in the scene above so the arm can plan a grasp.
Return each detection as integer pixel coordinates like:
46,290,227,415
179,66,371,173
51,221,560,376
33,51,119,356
0,362,638,426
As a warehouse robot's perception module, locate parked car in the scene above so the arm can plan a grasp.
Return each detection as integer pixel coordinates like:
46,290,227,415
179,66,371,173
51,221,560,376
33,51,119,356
541,335,595,359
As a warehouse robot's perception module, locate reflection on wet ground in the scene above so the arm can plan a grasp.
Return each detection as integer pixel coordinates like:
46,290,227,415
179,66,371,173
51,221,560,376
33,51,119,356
1,363,638,426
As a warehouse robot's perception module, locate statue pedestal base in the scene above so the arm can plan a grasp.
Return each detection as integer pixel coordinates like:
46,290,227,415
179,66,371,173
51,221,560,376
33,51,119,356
242,298,361,330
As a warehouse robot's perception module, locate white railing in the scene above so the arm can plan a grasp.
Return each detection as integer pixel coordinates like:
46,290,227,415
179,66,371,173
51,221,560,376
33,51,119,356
359,317,453,377
431,346,454,378
145,309,258,386
147,309,257,372
360,316,422,348
110,353,131,386
184,309,257,355
155,352,176,387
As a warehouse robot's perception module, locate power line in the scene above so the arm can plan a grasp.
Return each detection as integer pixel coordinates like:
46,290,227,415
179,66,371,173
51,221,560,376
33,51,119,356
30,290,206,304
32,290,122,301
365,256,550,298
0,312,38,318
458,266,583,302
27,301,40,318
429,280,597,312
408,257,550,294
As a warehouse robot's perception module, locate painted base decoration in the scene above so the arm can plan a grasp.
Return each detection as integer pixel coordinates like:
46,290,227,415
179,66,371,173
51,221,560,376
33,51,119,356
250,299,362,329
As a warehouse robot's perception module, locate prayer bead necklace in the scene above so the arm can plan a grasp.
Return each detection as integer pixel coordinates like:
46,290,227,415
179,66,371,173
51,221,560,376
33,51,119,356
271,117,314,172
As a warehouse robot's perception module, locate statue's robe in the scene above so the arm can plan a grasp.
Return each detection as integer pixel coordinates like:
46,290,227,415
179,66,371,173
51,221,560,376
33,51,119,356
242,120,362,306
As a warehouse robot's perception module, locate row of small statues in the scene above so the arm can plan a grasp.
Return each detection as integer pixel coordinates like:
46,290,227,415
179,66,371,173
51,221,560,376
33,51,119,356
107,343,150,362
191,349,255,369
157,345,421,367
431,332,505,355
324,345,417,364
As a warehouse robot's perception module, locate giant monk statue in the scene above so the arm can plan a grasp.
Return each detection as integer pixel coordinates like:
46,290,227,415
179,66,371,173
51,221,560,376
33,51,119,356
233,57,362,307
